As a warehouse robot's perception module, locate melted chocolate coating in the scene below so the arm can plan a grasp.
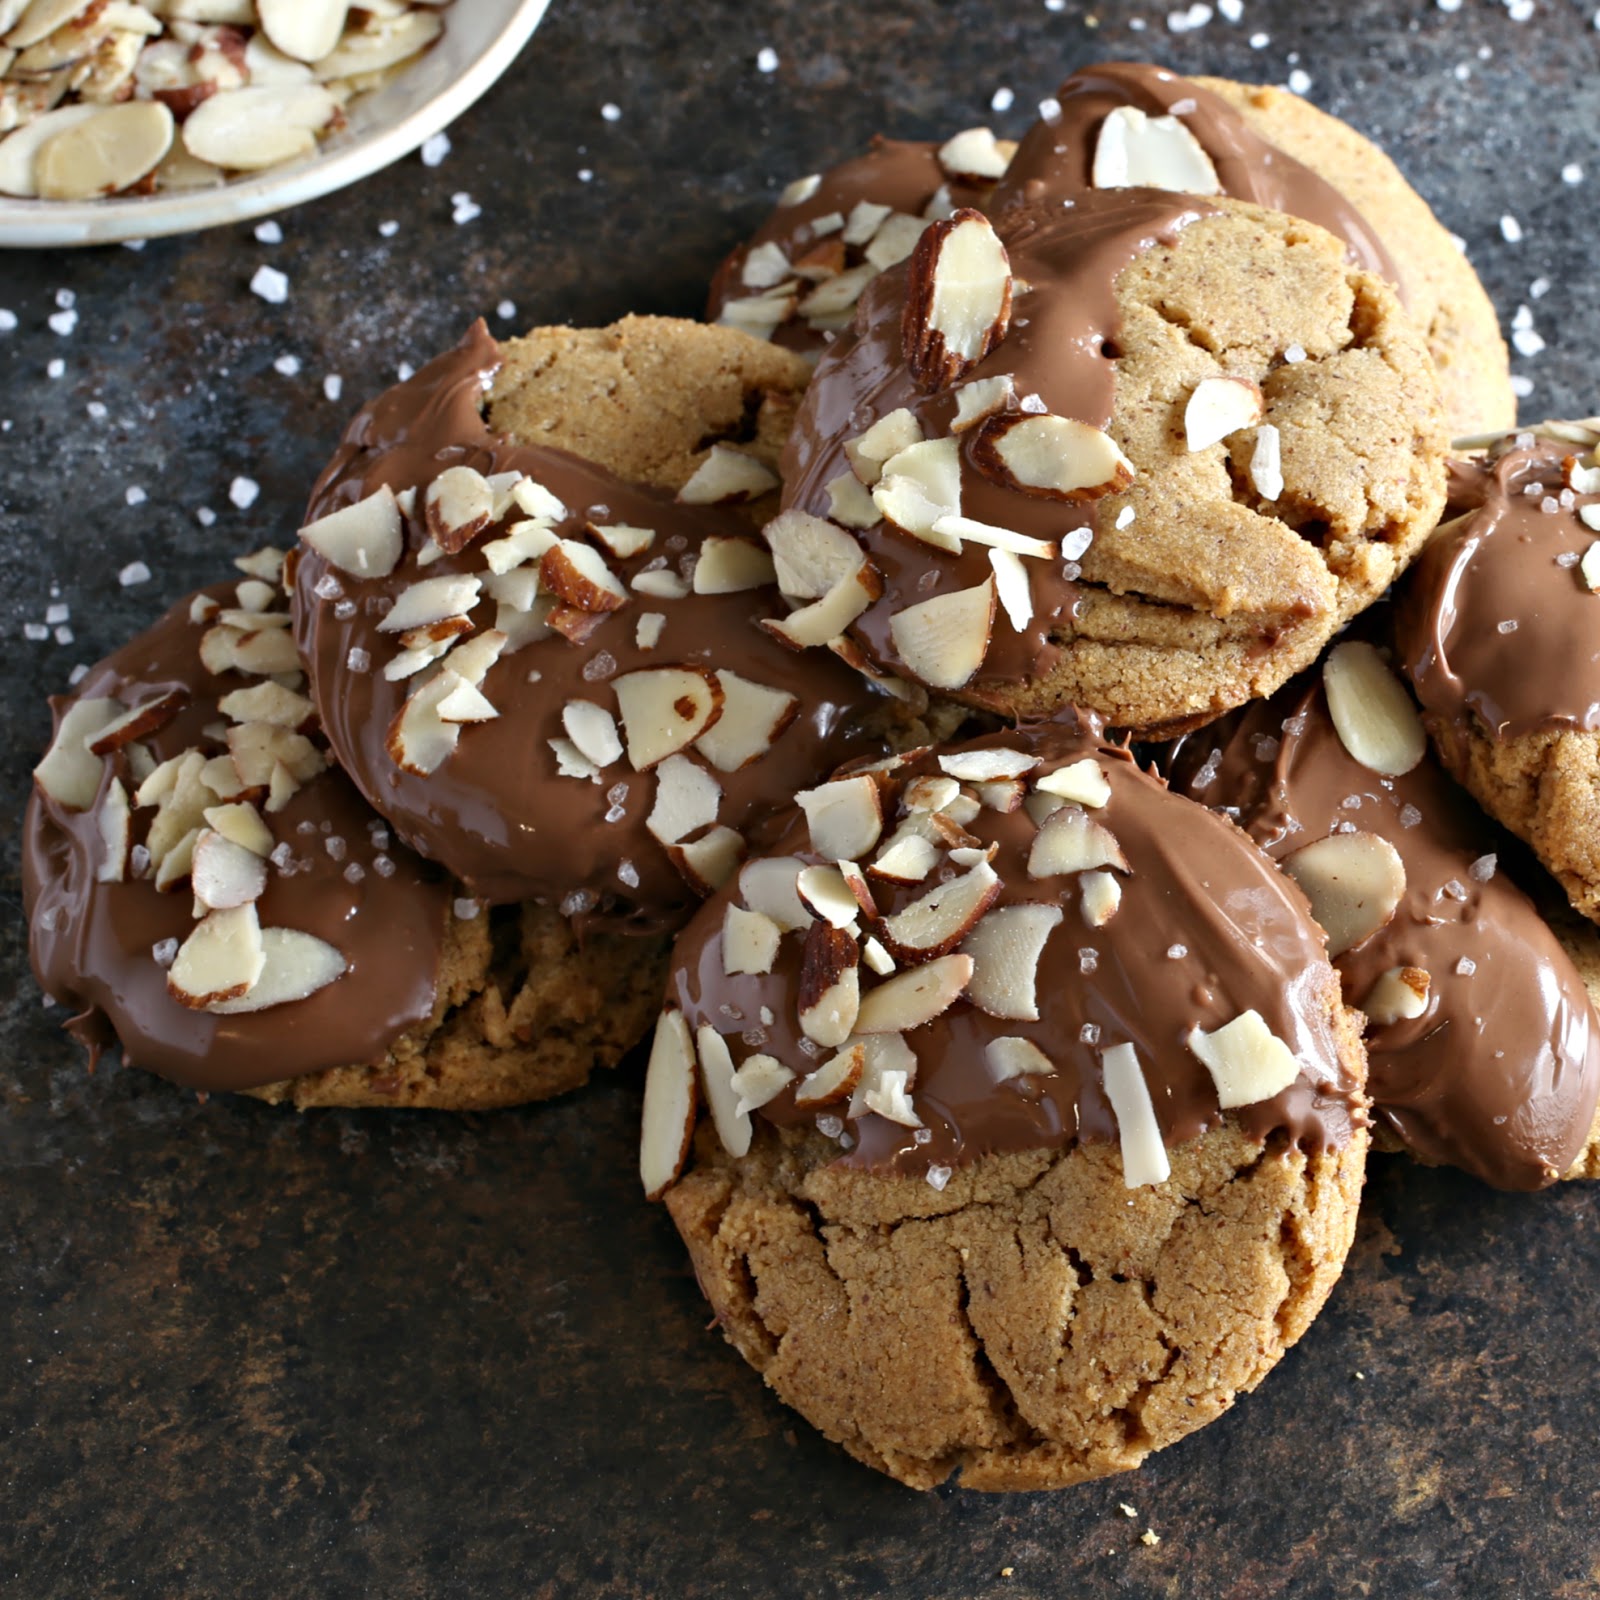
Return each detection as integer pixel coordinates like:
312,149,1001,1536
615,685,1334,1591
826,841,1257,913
292,322,886,915
1397,444,1600,741
669,722,1362,1179
23,585,452,1094
780,190,1214,701
1168,673,1600,1189
993,61,1403,296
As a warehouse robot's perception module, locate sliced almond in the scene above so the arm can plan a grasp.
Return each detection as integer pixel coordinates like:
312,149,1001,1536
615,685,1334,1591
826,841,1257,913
741,239,792,289
1282,831,1406,956
95,776,131,883
881,861,1000,962
723,905,782,976
763,509,867,600
888,579,994,691
696,1024,752,1160
986,1036,1055,1081
0,103,100,197
562,699,623,770
1027,806,1130,878
796,775,883,861
191,828,267,910
640,1009,698,1199
587,521,655,561
1250,423,1284,501
846,1031,920,1120
613,666,724,769
952,374,1016,434
207,927,346,1014
1100,1042,1170,1188
91,694,188,756
646,752,720,845
385,671,460,776
310,9,441,79
434,674,498,725
1092,105,1221,194
870,831,941,884
854,952,973,1034
863,213,928,272
669,824,745,893
1322,641,1427,777
1363,965,1432,1026
731,1054,795,1117
845,409,924,487
962,904,1062,1021
217,680,314,729
798,921,861,1048
693,672,798,772
483,519,560,575
35,99,173,200
34,696,120,810
793,1042,866,1108
902,208,1013,391
181,83,336,170
549,737,600,782
872,437,963,548
200,623,300,677
825,471,880,529
1187,1011,1301,1109
937,126,1011,183
153,827,199,892
378,574,481,634
422,465,494,554
1184,376,1265,453
861,1064,922,1126
257,0,349,65
691,535,776,595
678,446,780,506
988,548,1034,634
228,721,323,791
972,413,1134,501
166,902,266,1010
740,856,814,932
933,513,1056,560
796,864,862,930
938,748,1038,783
541,539,627,614
760,564,881,651
1081,870,1122,928
203,801,272,858
796,263,877,319
1036,758,1111,808
862,935,896,975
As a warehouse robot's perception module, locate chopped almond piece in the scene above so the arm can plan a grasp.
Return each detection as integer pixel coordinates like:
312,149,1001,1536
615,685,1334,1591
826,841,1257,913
740,856,815,931
1036,759,1111,807
206,928,346,1015
299,486,403,578
694,673,798,772
1027,807,1130,877
882,861,1001,961
1092,105,1220,193
540,540,627,614
1187,1011,1301,1109
640,1010,698,1198
696,1025,752,1159
669,825,746,893
1184,377,1265,454
723,905,782,976
798,922,862,1047
34,697,121,810
646,753,721,845
425,465,496,554
166,903,266,1010
678,446,780,506
1363,966,1432,1025
855,952,973,1033
794,1043,866,1107
986,1036,1055,1081
962,904,1063,1021
1100,1042,1171,1188
888,579,995,690
796,775,883,861
692,536,777,594
902,208,1013,391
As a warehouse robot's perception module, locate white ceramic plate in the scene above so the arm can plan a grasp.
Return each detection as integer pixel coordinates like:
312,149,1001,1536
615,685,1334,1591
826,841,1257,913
0,0,551,249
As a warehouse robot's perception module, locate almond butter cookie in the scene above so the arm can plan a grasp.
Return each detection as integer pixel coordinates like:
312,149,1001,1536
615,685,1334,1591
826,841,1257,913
643,721,1369,1490
775,193,1447,735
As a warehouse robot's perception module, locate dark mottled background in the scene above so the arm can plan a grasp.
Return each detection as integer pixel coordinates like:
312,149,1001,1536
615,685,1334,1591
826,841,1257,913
4,2,1600,1596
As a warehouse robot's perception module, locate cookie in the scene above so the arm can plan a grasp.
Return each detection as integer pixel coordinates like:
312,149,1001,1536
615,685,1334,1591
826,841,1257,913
1395,424,1600,927
776,192,1447,735
643,722,1369,1489
1166,647,1600,1190
992,62,1513,438
707,133,1007,358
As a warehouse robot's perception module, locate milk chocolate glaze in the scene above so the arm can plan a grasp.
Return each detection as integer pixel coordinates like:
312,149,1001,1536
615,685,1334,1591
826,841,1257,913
24,584,452,1093
993,61,1403,295
1167,669,1600,1189
1398,443,1600,741
292,321,888,918
669,718,1363,1180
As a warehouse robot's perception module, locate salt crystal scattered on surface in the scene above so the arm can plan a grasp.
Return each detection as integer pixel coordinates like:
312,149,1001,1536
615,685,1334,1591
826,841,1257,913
229,476,259,509
119,561,151,587
420,131,451,167
756,46,779,72
250,265,289,304
255,220,283,244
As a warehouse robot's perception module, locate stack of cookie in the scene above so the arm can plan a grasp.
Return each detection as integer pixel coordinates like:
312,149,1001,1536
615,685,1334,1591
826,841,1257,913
26,61,1600,1495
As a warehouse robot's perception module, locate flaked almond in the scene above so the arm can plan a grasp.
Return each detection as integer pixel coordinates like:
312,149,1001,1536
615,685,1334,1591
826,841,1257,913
669,824,745,893
1036,758,1111,808
825,471,880,530
1027,806,1130,878
763,509,868,600
166,903,266,1010
937,125,1011,182
962,903,1063,1021
696,1025,752,1159
1184,376,1265,453
951,374,1016,433
1364,965,1432,1026
562,699,623,770
904,775,961,814
191,828,267,910
422,465,495,554
871,436,963,549
863,213,927,272
587,521,655,561
881,860,1000,962
228,721,323,792
646,752,720,845
760,564,881,651
1092,105,1221,194
199,623,300,677
870,831,941,884
888,578,994,691
986,1036,1055,1081
845,408,923,486
798,921,862,1048
203,801,272,858
206,927,345,1015
181,82,336,170
989,546,1034,633
842,199,892,246
794,1042,866,1107
1282,830,1406,956
1081,870,1122,927
95,777,131,883
723,905,782,976
938,748,1038,783
855,952,973,1034
796,263,876,319
692,535,777,594
678,446,780,506
976,778,1025,813
1322,641,1427,777
613,665,724,769
258,0,350,65
483,519,560,575
36,100,174,200
640,1009,698,1198
86,689,186,757
34,697,121,810
1187,1011,1301,1109
972,412,1134,501
541,539,627,614
796,864,863,930
796,774,883,861
154,828,199,892
740,855,814,932
694,672,798,771
1100,1042,1170,1188
434,674,499,725
218,680,314,730
378,573,482,635
902,208,1013,391
730,1053,795,1117
385,671,461,776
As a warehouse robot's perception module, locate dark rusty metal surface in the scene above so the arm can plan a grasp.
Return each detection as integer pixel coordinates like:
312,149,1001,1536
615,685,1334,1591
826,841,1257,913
4,3,1600,1595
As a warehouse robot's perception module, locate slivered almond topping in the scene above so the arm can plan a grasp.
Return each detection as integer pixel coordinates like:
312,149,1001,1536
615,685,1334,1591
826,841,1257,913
562,699,623,770
1081,870,1122,927
1100,1042,1170,1188
206,928,346,1015
938,748,1038,782
1250,423,1284,501
640,1009,698,1198
1364,965,1432,1025
763,509,868,600
902,208,1013,391
646,753,720,845
423,466,495,554
740,856,814,931
934,514,1055,560
1283,831,1406,956
191,828,268,910
730,1054,795,1116
379,574,482,634
694,672,798,771
166,903,266,1010
299,486,403,578
1187,1011,1301,1109
587,521,655,561
888,579,995,690
937,126,1011,182
838,860,879,921
678,446,780,506
541,540,627,614
692,535,777,594
1184,376,1265,453
696,1025,752,1159
796,864,862,929
798,922,862,1048
669,825,745,893
794,1043,867,1107
882,861,1000,961
1027,807,1130,878
855,952,973,1033
972,413,1134,501
1036,758,1111,807
1092,105,1221,194
845,409,924,486
962,904,1062,1021
613,666,724,769
1322,641,1427,777
723,905,782,976
986,1036,1055,1081
95,778,131,884
796,774,883,861
952,374,1016,433
34,696,121,809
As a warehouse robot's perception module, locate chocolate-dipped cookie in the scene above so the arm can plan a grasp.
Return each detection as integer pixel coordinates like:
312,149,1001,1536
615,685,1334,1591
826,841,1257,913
708,132,1007,359
1396,422,1600,929
1167,647,1600,1190
774,191,1446,735
993,62,1512,437
643,721,1368,1491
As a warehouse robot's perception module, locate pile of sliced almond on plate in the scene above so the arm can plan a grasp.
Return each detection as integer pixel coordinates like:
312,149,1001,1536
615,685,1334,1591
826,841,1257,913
0,0,450,200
